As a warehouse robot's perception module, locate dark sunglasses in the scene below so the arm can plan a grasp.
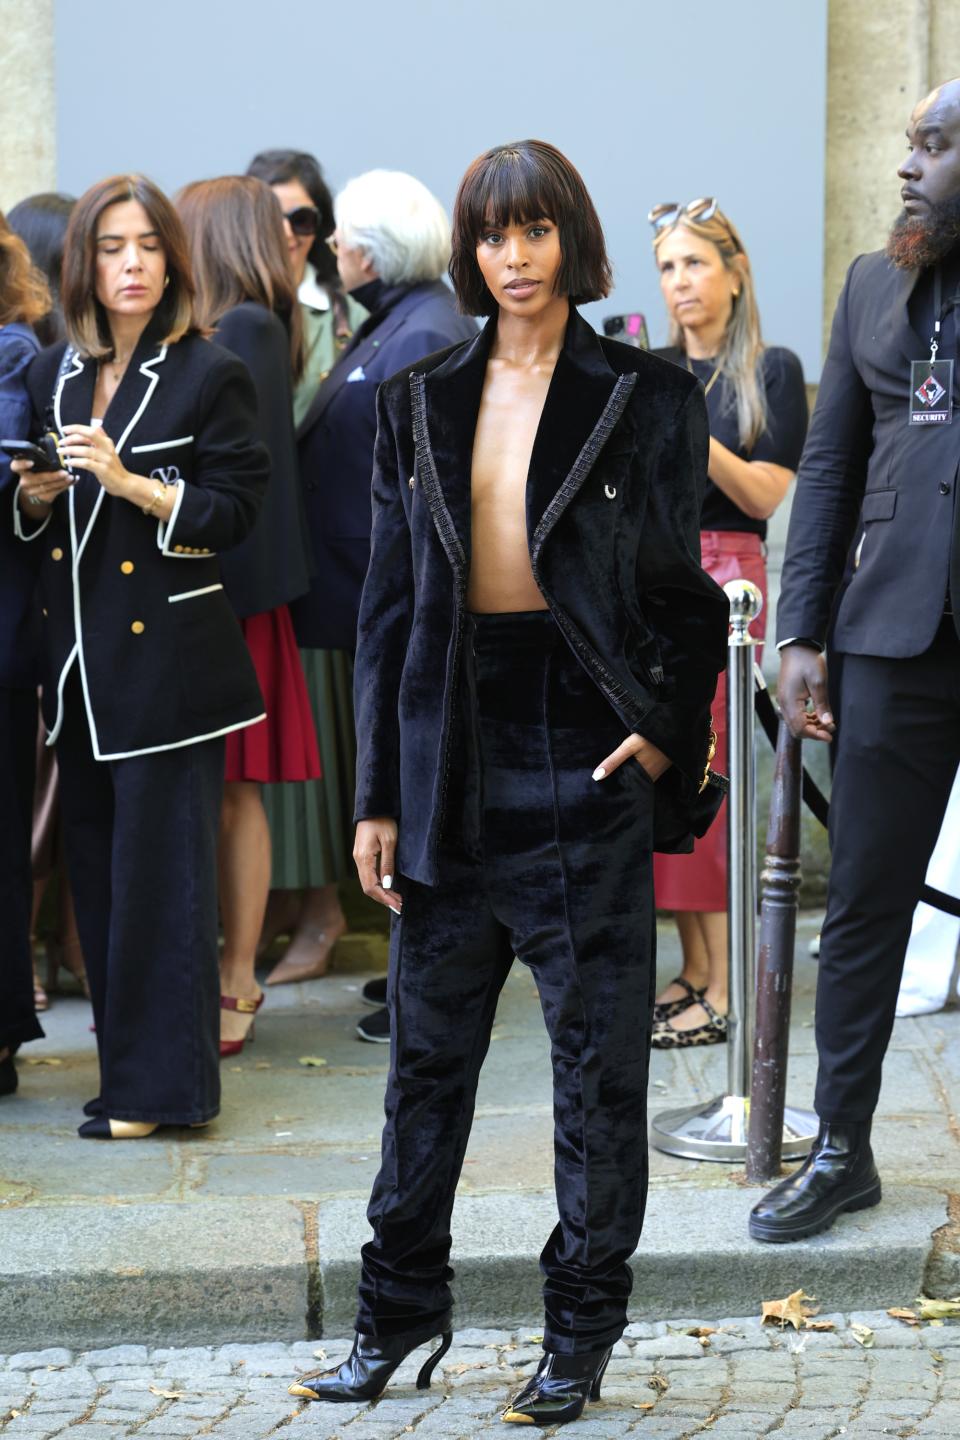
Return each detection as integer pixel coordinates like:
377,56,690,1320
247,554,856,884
283,205,320,237
648,197,719,232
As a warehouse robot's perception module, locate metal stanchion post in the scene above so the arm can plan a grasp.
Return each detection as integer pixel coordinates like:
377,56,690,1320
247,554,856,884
650,579,763,1161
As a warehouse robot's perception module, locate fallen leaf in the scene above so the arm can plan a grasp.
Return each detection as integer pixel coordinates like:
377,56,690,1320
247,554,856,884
931,1350,945,1363
631,1401,656,1410
698,1336,711,1348
24,1056,63,1066
298,1056,328,1067
312,1348,327,1361
148,1386,185,1399
916,1294,960,1320
850,1323,874,1348
525,1334,543,1344
804,1319,836,1332
446,1361,482,1375
254,1061,271,1070
887,1308,919,1326
648,1373,669,1394
761,1289,818,1330
9,1412,21,1420
685,1326,718,1338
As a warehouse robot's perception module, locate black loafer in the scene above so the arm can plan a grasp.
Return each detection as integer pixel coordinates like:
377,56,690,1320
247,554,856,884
749,1120,881,1243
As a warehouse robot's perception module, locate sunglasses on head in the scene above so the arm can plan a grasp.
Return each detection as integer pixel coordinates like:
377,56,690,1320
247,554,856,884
648,197,720,232
283,205,319,237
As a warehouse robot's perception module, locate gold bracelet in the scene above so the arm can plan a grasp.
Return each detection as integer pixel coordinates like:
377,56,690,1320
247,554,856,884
142,486,165,518
698,725,719,793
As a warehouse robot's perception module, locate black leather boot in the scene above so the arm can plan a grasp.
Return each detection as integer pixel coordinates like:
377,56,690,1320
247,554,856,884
289,1326,452,1403
501,1347,612,1426
749,1121,881,1243
0,1053,17,1098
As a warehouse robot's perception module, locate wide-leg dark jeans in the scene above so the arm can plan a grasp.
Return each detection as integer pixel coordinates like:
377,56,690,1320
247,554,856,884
356,611,657,1354
0,685,44,1054
55,674,224,1124
815,620,960,1120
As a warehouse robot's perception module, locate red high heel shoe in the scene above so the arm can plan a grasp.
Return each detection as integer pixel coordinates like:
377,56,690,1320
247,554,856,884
219,991,264,1058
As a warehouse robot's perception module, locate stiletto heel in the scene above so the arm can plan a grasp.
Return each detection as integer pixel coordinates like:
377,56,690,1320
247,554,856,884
589,1351,610,1401
219,991,264,1058
290,1323,453,1403
502,1346,613,1425
416,1331,452,1389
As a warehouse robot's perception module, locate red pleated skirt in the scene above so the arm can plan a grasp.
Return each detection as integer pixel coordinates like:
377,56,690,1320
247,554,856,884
224,606,322,784
653,531,767,913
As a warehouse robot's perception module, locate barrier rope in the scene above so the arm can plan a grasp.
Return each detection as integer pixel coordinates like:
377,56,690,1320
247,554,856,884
753,678,960,920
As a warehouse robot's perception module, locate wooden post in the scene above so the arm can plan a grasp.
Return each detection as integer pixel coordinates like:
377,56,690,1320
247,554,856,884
746,718,803,1183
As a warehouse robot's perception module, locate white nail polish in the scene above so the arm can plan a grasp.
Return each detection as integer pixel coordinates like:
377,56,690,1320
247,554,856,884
592,766,606,781
382,875,393,890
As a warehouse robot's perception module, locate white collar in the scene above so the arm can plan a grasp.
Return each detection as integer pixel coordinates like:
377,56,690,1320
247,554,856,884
299,266,331,312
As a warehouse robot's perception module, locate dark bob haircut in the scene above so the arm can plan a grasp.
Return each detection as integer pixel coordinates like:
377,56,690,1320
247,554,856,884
246,148,338,288
450,139,612,316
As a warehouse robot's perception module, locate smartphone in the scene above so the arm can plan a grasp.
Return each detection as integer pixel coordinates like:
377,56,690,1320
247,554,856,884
603,313,650,350
1,438,63,473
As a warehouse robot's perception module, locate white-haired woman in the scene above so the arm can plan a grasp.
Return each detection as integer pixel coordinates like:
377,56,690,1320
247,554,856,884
266,171,476,999
649,198,808,1048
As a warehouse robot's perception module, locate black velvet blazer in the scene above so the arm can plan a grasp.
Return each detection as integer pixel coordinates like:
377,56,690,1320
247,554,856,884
353,308,730,886
16,319,268,758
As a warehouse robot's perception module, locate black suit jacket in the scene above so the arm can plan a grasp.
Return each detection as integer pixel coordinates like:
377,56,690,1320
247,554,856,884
777,250,960,654
291,279,477,649
0,323,42,689
16,319,268,758
353,308,730,886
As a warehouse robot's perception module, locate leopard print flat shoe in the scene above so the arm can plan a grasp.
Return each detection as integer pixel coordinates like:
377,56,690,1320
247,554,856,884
651,995,728,1048
652,975,707,1026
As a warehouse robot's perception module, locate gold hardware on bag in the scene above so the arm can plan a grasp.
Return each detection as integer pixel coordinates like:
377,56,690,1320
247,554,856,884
698,726,718,793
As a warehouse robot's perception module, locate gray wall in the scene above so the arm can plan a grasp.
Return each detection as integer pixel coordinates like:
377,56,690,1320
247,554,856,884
55,0,827,377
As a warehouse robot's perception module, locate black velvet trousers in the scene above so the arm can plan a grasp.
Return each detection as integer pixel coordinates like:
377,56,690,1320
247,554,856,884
815,619,960,1120
56,673,224,1124
356,611,657,1354
0,685,44,1054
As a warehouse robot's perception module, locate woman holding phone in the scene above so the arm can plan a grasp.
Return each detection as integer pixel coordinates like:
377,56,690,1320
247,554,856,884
11,174,268,1137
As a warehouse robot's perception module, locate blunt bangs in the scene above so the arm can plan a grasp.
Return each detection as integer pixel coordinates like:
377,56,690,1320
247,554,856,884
450,139,612,316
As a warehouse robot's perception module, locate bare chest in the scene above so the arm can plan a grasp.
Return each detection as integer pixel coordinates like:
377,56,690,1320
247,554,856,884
470,367,552,507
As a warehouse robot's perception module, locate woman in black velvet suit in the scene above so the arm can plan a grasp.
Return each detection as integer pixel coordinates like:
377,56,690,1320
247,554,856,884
290,142,729,1425
12,175,268,1137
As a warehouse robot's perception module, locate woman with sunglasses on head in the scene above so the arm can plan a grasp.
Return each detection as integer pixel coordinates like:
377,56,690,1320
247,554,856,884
649,197,808,1049
177,176,320,1056
245,148,367,977
10,174,268,1136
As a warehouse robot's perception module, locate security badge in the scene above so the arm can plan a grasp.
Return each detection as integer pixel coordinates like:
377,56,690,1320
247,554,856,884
909,265,955,426
909,360,953,425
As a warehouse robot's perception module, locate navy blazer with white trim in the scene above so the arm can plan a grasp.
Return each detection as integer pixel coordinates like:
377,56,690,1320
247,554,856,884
15,319,269,758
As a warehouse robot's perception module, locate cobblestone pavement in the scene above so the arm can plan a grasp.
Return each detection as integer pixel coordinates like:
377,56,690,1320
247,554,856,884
1,1313,958,1440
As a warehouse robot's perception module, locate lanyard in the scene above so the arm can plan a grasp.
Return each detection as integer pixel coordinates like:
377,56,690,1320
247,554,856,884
930,267,942,364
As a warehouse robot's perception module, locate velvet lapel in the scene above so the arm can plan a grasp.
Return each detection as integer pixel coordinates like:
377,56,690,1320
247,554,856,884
525,310,634,560
56,314,170,564
413,309,634,582
413,319,495,581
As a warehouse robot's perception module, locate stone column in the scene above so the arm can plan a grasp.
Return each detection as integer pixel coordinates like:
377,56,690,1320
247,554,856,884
0,0,56,213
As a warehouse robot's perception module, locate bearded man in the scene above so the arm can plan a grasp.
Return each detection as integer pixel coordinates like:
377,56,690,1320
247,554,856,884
750,78,960,1243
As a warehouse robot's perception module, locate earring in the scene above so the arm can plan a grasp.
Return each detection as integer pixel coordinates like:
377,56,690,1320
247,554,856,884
164,275,170,289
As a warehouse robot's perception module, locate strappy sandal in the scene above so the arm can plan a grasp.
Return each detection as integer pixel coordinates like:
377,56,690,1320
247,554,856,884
653,975,707,1026
651,995,728,1048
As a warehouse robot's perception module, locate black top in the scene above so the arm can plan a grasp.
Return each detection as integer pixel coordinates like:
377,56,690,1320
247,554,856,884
654,345,808,538
212,303,312,618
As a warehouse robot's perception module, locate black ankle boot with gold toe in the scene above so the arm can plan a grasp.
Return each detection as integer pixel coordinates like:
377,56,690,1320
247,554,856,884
290,1326,452,1403
502,1347,612,1426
